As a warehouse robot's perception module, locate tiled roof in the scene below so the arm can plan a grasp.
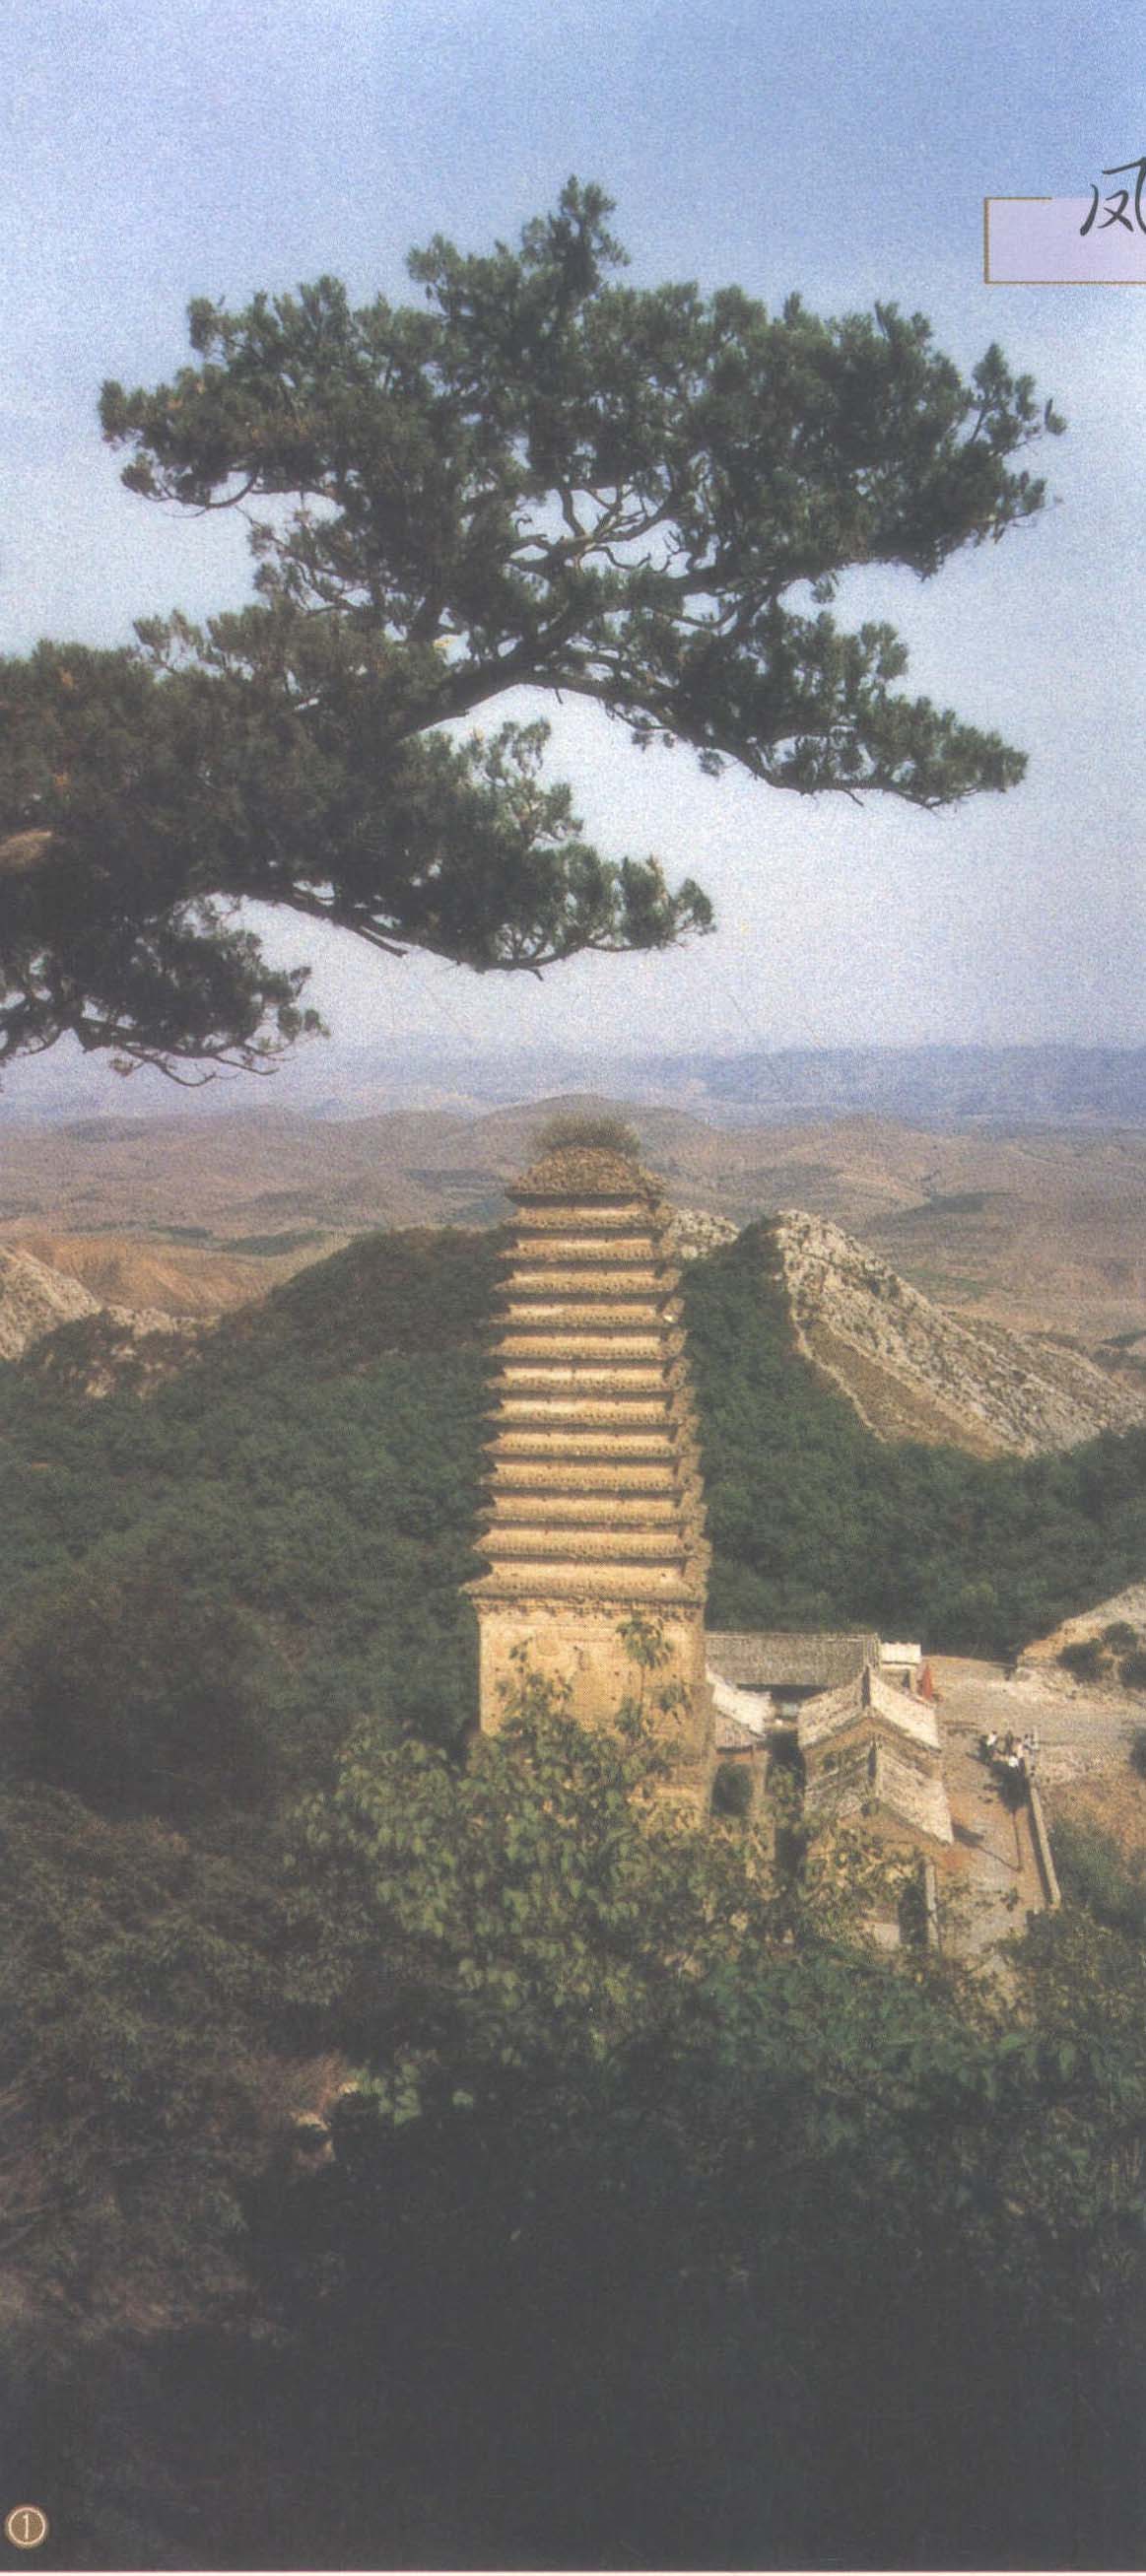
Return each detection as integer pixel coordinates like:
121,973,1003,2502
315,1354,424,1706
714,1710,765,1753
706,1629,879,1689
797,1665,943,1756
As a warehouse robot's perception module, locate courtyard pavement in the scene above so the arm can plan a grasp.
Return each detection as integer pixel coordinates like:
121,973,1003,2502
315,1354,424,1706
925,1655,1135,1963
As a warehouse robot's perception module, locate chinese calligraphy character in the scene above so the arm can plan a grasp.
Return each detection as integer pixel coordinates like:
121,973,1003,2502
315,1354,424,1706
1080,157,1146,235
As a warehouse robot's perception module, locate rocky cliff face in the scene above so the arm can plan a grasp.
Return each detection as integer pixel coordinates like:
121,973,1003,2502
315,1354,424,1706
0,1244,103,1358
667,1207,739,1261
0,1243,207,1390
772,1209,1146,1457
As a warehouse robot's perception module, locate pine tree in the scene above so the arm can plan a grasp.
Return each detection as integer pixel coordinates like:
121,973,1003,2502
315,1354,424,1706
0,181,1062,1077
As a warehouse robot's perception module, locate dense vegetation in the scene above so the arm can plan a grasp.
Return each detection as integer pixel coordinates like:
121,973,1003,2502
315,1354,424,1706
0,1229,501,1804
3,1220,1146,2566
4,1221,1146,1720
7,1692,1146,2570
685,1226,1146,1653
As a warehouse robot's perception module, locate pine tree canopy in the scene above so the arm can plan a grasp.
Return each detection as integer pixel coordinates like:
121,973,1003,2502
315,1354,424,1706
0,180,1062,1077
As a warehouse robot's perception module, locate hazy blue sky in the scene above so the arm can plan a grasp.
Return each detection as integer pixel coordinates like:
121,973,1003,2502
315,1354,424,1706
3,0,1145,1096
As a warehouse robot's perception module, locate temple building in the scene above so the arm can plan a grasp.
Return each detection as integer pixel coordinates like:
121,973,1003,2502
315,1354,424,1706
707,1628,880,1725
468,1140,713,1796
798,1663,953,1846
706,1630,951,1840
468,1134,1057,1952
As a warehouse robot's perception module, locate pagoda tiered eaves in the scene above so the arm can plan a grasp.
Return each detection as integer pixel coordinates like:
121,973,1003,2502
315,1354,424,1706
467,1144,714,1782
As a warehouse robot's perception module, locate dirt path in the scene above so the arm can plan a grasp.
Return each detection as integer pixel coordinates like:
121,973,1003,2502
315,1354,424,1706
929,1655,1135,1785
926,1656,1134,1960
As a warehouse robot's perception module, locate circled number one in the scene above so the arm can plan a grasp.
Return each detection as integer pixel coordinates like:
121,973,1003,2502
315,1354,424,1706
5,2509,48,2551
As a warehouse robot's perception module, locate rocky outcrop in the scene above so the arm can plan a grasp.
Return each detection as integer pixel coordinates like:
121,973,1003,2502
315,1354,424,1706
0,1245,103,1358
772,1209,1146,1457
0,1243,209,1392
668,1207,739,1261
24,1310,211,1399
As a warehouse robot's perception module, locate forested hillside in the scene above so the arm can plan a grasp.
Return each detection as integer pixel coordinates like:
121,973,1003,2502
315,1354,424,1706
5,1218,1145,1724
0,1230,501,1799
5,1222,1146,2568
687,1228,1146,1653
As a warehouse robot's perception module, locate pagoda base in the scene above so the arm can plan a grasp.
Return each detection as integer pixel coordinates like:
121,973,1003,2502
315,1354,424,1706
473,1592,713,1786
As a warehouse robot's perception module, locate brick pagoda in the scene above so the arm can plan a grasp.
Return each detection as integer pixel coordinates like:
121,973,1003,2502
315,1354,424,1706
468,1142,713,1792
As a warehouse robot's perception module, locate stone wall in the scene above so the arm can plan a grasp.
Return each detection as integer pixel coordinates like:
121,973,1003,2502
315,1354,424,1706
803,1730,953,1845
478,1597,712,1769
871,1738,954,1843
803,1734,874,1825
800,1668,954,1844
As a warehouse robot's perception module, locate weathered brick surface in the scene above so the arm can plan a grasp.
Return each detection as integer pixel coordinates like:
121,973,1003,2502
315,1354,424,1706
469,1148,712,1783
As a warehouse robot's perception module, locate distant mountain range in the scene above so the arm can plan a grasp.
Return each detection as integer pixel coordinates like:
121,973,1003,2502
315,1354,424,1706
631,1046,1146,1128
8,1042,1146,1129
5,1087,1146,1347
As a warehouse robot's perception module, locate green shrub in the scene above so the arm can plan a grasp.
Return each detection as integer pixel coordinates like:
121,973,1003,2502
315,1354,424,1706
533,1112,640,1158
711,1759,755,1819
1057,1639,1106,1682
1049,1816,1146,1935
1120,1652,1146,1693
1129,1727,1146,1778
0,1549,285,1816
1103,1621,1140,1653
897,1872,929,1947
